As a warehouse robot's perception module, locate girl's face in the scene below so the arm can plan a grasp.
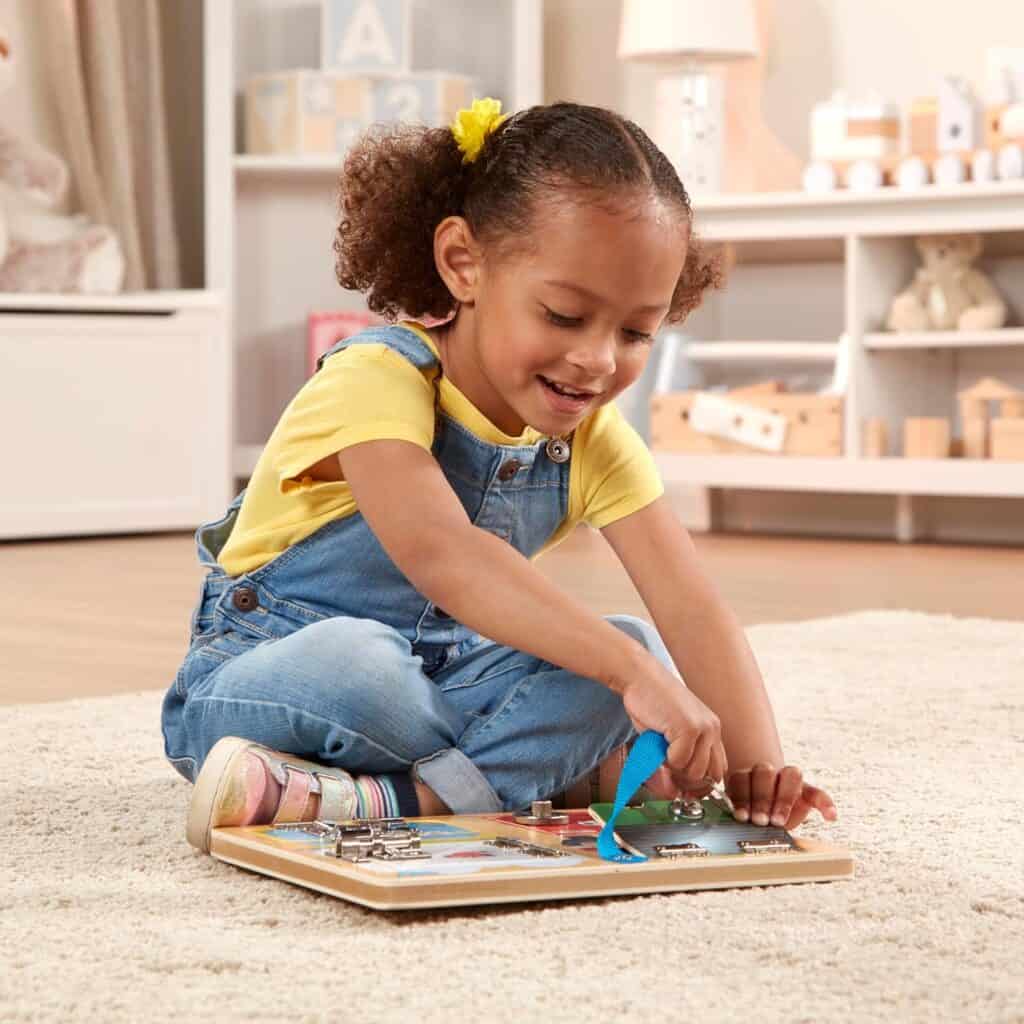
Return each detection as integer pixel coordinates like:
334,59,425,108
440,194,689,438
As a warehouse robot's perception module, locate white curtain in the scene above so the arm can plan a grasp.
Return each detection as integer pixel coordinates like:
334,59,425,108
44,0,181,290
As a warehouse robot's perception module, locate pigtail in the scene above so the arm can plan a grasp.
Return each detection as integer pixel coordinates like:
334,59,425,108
334,123,469,321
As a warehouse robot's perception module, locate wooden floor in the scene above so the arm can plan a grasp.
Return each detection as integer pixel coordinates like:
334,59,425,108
2,519,1021,705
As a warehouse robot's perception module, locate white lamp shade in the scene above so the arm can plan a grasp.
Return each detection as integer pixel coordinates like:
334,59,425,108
618,0,758,63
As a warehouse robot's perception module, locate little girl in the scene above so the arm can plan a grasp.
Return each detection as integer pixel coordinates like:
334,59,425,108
162,99,836,853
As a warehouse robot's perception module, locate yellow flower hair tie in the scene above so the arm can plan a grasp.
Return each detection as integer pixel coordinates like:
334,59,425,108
451,98,508,164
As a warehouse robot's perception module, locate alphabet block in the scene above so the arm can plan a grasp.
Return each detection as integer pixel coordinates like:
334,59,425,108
903,417,950,459
991,418,1024,460
371,72,475,127
245,71,372,156
321,0,410,74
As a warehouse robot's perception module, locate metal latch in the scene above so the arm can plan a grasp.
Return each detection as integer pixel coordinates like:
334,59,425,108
271,817,430,863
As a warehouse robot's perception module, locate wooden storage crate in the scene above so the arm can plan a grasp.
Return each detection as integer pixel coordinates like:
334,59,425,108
650,391,844,456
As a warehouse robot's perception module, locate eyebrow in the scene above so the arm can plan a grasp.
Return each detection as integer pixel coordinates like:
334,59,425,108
543,279,669,314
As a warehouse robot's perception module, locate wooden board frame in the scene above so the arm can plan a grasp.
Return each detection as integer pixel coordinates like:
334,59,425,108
208,809,853,911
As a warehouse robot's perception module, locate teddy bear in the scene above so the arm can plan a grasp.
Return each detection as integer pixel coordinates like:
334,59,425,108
0,27,123,293
886,233,1007,332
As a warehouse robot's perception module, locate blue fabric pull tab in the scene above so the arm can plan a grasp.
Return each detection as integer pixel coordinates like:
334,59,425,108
596,730,668,863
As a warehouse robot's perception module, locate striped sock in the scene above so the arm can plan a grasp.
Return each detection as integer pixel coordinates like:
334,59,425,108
352,773,420,819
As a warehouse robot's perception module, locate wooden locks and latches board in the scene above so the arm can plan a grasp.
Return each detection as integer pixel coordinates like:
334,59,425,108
205,795,853,911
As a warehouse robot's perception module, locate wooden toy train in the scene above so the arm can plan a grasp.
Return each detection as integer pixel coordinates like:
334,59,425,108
803,77,1024,192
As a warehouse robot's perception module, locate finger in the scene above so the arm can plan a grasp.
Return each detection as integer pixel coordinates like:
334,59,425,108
644,765,677,800
680,732,712,790
707,741,728,788
784,798,812,831
805,785,838,821
728,769,751,822
769,765,803,827
749,762,778,826
785,788,838,830
665,735,697,789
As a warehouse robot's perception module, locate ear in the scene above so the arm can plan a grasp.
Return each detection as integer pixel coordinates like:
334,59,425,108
434,216,483,306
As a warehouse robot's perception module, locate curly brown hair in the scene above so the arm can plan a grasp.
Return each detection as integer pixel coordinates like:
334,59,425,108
334,101,723,323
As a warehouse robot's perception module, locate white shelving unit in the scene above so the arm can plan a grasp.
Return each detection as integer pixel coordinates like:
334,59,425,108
863,328,1024,350
204,0,542,479
685,341,839,363
668,183,1024,541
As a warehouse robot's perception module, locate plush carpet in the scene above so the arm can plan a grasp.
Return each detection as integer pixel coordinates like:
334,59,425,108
1,611,1022,1024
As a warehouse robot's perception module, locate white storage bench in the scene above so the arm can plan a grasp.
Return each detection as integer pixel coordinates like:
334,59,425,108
0,291,232,539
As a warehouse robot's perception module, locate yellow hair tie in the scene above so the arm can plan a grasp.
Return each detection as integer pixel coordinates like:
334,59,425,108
451,97,508,164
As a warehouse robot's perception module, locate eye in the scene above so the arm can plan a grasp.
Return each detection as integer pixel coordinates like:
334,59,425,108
543,307,582,328
623,329,654,344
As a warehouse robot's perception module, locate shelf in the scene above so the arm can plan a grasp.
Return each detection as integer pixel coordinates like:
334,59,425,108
655,453,1024,498
234,154,345,177
693,181,1024,244
863,328,1024,350
686,341,838,363
0,290,222,313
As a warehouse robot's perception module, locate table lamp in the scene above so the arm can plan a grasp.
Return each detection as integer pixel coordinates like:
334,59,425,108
618,0,758,193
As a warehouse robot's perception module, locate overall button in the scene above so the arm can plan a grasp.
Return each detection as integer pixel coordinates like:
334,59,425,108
497,459,522,481
232,587,259,612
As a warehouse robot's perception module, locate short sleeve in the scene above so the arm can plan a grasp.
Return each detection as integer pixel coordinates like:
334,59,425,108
271,343,437,490
577,402,664,529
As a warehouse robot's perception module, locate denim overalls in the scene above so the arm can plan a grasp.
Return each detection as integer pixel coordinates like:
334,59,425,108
161,324,671,812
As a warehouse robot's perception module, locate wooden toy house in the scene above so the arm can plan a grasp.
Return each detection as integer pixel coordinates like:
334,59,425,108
957,377,1024,460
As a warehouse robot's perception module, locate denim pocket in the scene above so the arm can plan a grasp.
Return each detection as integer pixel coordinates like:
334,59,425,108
189,571,229,642
192,623,266,664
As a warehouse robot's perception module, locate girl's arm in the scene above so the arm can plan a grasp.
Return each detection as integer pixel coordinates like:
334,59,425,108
337,438,728,787
336,438,652,693
600,495,784,772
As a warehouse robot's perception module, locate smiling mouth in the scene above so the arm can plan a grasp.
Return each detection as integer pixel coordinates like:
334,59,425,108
538,375,600,399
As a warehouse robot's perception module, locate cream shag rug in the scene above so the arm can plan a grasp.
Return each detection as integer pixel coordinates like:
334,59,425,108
1,612,1022,1024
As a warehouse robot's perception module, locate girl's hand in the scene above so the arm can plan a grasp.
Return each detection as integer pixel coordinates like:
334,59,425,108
727,764,837,830
621,655,728,796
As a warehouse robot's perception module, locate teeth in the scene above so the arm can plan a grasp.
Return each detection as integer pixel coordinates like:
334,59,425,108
544,377,589,398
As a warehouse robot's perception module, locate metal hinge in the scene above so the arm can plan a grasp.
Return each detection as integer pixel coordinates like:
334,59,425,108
737,838,794,854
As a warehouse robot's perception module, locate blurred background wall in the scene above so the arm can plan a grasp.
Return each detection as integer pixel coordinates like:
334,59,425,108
545,0,1024,158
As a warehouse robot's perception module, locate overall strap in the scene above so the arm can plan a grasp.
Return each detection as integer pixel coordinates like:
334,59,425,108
315,324,440,374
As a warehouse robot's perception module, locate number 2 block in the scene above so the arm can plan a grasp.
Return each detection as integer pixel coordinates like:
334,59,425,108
372,73,475,128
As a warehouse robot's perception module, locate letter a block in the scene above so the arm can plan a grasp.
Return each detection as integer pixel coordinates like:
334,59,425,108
321,0,411,75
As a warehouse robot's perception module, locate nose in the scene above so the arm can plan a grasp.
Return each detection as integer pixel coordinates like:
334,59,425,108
566,332,617,379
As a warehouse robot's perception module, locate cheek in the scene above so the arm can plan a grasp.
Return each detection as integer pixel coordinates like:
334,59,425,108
616,346,651,387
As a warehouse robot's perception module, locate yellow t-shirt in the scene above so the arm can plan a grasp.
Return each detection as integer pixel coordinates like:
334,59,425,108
218,321,663,576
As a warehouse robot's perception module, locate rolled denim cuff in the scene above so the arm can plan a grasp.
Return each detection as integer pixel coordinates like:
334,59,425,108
413,747,504,814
